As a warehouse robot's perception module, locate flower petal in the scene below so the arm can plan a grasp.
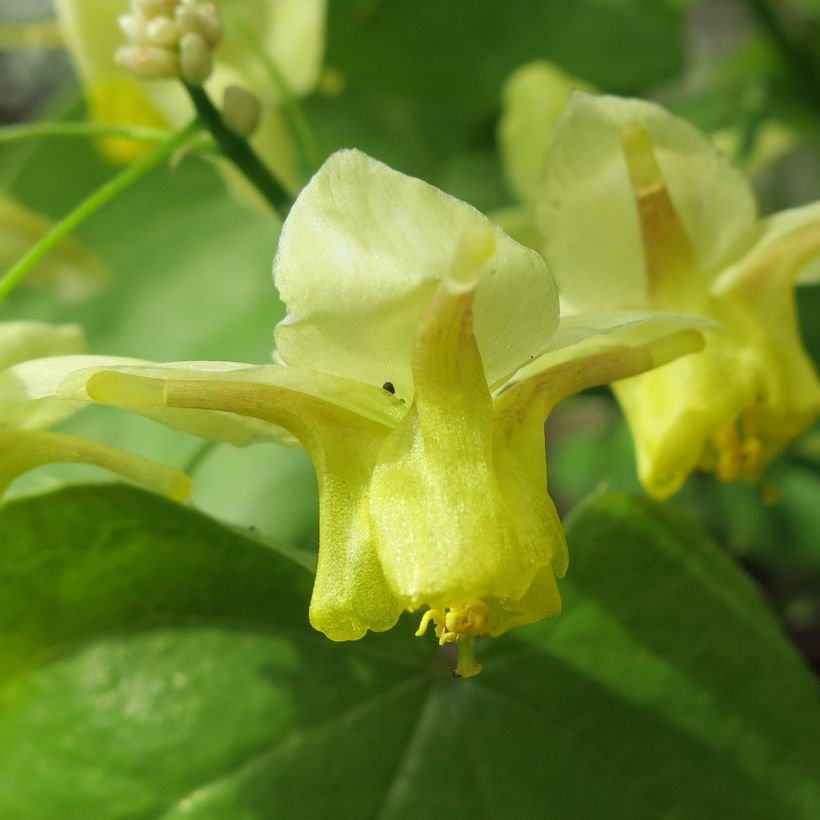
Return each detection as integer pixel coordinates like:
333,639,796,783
507,310,715,385
0,321,85,372
0,354,401,443
370,234,560,616
220,0,327,99
498,60,591,203
274,149,559,398
0,430,190,501
77,366,405,640
538,92,758,311
714,201,820,292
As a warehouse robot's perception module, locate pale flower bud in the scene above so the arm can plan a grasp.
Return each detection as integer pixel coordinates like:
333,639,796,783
179,32,212,85
115,44,179,79
145,17,179,47
116,0,220,85
221,85,261,137
136,0,177,20
118,12,147,42
176,2,222,47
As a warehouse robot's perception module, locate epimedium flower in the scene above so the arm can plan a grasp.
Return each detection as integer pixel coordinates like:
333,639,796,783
532,92,820,499
53,0,326,191
4,151,704,675
0,321,190,500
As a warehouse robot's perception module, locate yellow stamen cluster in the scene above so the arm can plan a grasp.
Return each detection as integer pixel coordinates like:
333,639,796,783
415,600,490,646
709,412,763,483
116,0,222,85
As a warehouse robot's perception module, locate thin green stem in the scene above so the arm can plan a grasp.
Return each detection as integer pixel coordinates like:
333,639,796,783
233,16,324,178
0,122,218,152
745,0,820,117
0,120,202,301
183,82,293,215
182,439,219,475
733,87,768,167
2,121,166,145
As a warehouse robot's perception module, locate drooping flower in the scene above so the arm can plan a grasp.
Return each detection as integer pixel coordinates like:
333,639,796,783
0,321,190,499
53,0,326,191
533,92,820,499
5,151,703,675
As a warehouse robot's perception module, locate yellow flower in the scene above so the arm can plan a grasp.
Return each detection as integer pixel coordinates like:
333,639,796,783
8,151,703,674
53,0,326,192
533,92,820,499
0,321,190,499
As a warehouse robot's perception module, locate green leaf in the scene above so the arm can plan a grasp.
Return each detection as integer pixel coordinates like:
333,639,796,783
306,0,685,201
1,486,818,818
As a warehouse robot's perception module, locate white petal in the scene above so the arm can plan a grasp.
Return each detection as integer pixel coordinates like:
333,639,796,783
273,149,559,399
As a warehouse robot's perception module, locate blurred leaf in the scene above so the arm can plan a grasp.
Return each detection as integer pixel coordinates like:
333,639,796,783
1,485,818,818
0,194,109,301
305,0,685,200
0,112,321,539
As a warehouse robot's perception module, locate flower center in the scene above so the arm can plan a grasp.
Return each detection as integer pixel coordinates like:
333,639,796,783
414,600,490,645
708,411,763,483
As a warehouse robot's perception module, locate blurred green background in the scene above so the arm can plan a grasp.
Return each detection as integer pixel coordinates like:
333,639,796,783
1,2,819,817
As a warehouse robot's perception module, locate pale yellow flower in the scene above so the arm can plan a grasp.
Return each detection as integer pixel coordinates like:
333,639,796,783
4,152,703,673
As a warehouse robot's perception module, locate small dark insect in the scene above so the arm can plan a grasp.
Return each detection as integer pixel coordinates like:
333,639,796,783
382,381,396,394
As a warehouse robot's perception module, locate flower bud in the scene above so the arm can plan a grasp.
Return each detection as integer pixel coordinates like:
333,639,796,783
145,16,179,47
116,0,220,85
221,85,261,136
179,32,212,85
115,44,179,80
136,0,177,19
118,12,147,42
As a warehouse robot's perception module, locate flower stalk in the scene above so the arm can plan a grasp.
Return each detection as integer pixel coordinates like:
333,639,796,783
0,120,203,301
183,82,293,214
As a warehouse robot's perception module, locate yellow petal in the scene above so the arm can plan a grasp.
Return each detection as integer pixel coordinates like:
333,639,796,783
83,368,404,640
370,229,562,625
0,430,190,500
538,92,757,311
0,321,85,371
499,60,592,203
274,149,559,400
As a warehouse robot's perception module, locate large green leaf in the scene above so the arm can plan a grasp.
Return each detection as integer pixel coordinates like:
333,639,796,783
1,485,818,818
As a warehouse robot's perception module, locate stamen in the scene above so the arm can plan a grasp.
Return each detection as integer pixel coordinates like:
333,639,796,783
711,412,763,484
414,601,490,646
620,125,701,308
414,608,443,637
713,423,743,482
444,225,497,293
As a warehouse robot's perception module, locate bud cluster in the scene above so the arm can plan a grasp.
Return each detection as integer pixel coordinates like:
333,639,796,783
115,0,223,86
